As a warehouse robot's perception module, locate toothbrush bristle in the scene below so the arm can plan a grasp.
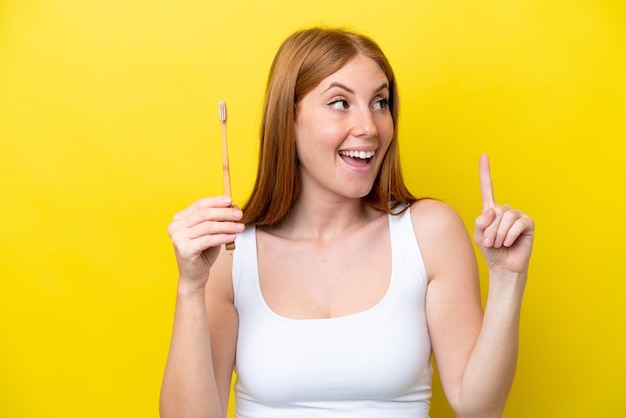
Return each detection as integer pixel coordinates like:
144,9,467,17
218,100,227,123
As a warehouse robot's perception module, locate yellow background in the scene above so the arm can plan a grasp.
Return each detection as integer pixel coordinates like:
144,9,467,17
1,1,625,417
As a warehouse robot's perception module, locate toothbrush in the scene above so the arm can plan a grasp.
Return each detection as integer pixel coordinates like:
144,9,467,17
219,100,235,250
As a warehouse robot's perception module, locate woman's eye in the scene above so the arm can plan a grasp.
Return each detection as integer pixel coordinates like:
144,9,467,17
329,99,349,110
373,98,389,111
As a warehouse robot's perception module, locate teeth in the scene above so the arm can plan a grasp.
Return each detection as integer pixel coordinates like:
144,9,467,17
339,150,375,159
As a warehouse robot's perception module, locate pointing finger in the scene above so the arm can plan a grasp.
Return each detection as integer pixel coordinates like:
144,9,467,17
479,154,495,212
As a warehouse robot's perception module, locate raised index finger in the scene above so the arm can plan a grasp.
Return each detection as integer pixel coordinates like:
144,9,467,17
479,154,495,211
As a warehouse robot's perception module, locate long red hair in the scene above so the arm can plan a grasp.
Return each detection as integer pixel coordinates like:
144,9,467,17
242,27,417,226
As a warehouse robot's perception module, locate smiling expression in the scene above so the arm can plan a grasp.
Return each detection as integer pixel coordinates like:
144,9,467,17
294,54,394,201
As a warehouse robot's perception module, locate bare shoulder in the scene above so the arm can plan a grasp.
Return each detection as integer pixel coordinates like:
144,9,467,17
410,199,468,240
409,199,475,281
205,247,238,349
206,248,235,301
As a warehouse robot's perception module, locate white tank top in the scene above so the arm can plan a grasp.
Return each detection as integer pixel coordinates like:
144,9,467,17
232,208,432,418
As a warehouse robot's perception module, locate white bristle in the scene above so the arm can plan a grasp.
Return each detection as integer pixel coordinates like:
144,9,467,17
218,100,227,123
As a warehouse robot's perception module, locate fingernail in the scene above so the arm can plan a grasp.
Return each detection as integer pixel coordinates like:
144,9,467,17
233,209,243,217
483,237,491,247
223,196,232,204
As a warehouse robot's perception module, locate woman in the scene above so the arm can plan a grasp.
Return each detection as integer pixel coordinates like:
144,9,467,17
160,27,534,418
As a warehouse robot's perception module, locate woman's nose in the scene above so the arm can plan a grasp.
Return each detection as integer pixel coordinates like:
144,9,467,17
351,108,378,138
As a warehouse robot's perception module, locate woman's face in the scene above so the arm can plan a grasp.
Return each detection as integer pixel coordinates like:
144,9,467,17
294,54,394,201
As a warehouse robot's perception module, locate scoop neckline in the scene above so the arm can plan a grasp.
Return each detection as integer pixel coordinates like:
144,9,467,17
249,216,396,323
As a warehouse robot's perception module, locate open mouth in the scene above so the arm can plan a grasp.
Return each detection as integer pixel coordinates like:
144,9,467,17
338,150,375,166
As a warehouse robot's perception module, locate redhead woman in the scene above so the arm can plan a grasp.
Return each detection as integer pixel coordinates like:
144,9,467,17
160,27,534,418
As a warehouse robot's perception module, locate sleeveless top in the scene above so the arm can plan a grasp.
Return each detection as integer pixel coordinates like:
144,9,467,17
232,208,432,417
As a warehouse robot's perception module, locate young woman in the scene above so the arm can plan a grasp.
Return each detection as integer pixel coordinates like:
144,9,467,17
160,27,534,418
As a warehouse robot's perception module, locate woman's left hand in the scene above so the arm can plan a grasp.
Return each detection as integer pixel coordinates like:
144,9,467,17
474,154,535,275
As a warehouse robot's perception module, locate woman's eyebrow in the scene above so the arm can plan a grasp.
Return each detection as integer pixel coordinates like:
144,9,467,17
323,82,354,94
323,81,389,95
374,82,390,93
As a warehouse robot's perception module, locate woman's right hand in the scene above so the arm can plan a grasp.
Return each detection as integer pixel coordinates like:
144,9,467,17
167,196,244,291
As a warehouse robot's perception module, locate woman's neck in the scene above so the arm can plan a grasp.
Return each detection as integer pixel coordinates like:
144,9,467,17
266,194,379,243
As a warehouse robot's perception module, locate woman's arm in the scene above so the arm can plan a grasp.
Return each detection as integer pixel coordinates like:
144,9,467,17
160,197,243,418
417,156,534,418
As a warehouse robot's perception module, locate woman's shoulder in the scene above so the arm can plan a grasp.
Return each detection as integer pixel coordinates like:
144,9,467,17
207,246,237,305
408,198,472,255
409,198,464,228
